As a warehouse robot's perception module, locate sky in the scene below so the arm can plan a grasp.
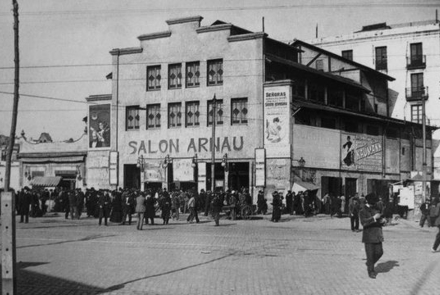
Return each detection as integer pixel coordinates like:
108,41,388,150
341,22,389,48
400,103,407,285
0,0,438,141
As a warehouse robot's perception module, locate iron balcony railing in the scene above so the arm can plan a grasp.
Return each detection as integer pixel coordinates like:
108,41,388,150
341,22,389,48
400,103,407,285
407,55,426,70
405,86,428,101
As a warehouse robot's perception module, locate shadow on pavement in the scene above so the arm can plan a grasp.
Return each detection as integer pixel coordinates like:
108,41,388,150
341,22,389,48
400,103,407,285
100,251,236,293
375,260,399,273
1,262,107,295
408,260,438,294
17,234,116,249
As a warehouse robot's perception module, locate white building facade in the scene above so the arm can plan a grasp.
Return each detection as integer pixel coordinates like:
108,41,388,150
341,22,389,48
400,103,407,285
311,20,440,139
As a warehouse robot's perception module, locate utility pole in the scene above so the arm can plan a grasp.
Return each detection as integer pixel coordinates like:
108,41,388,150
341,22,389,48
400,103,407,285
1,1,19,293
422,87,427,203
211,94,216,192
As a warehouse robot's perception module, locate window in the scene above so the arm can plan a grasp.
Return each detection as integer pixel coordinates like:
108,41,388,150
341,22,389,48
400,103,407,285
146,104,161,129
375,46,387,70
316,59,324,71
147,65,161,91
410,43,423,66
366,125,380,136
126,106,140,130
342,50,353,61
345,93,359,111
328,87,343,107
410,73,424,96
411,104,422,124
168,63,182,89
308,82,325,103
207,59,223,86
208,99,224,126
168,103,182,128
185,101,200,127
186,61,200,88
231,98,248,125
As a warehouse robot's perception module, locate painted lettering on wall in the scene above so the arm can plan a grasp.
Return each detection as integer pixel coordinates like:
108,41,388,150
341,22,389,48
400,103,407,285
129,136,244,155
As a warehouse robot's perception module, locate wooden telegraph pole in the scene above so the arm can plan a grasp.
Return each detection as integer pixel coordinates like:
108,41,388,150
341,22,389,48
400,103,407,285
211,94,217,192
2,0,19,293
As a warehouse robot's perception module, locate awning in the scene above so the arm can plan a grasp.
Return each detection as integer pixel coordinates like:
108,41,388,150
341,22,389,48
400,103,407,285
292,177,319,193
30,176,62,187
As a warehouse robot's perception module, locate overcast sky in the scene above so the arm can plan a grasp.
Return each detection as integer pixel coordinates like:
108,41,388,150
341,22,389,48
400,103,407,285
0,0,438,141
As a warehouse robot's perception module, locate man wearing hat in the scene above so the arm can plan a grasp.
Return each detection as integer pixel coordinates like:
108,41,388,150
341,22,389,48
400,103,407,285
271,191,282,222
360,193,385,279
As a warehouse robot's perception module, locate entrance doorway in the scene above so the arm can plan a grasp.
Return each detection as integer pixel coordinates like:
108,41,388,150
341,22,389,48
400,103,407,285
206,163,225,192
345,178,357,198
228,162,249,191
321,176,342,197
124,164,140,189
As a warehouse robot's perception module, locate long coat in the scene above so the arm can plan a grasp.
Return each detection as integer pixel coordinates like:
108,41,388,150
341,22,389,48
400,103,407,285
145,196,156,218
135,195,146,213
360,205,384,243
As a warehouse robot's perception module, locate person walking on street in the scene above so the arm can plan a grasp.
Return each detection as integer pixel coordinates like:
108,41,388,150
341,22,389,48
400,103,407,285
135,192,146,230
187,193,196,223
19,187,31,223
68,190,78,220
271,191,282,222
349,197,360,232
120,190,134,225
98,191,111,226
419,200,431,228
285,190,293,215
211,192,223,226
171,192,180,220
360,193,386,279
145,192,156,225
431,200,440,252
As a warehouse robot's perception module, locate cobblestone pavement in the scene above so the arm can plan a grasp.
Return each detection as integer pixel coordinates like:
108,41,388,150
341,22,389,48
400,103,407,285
1,212,440,295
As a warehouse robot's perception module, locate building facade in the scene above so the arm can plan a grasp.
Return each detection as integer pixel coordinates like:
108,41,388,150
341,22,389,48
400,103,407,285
87,16,436,204
310,20,440,139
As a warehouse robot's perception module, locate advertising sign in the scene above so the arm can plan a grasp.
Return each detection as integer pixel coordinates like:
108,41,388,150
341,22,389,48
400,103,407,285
173,159,195,182
255,148,266,187
341,133,382,172
399,186,414,209
89,104,111,149
145,161,165,182
264,86,291,158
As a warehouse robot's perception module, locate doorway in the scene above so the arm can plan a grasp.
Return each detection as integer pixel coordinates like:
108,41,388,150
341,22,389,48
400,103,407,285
124,164,140,189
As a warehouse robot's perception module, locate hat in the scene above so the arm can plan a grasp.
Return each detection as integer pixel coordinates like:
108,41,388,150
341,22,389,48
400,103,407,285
272,191,278,196
365,193,379,205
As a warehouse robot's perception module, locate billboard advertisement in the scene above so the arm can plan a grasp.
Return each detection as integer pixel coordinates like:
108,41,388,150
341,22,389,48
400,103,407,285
89,104,111,149
264,86,291,158
341,132,382,172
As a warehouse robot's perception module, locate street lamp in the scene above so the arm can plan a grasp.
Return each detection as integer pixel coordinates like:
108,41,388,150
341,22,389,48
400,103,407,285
191,154,198,168
162,154,173,190
76,165,82,181
221,153,228,171
137,155,145,191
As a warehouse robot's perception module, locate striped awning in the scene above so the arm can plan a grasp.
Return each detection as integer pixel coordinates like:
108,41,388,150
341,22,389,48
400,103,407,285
30,176,62,187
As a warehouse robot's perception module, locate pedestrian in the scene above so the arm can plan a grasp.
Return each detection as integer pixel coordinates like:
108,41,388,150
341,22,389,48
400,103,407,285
68,190,78,220
145,192,156,225
120,190,134,225
322,193,331,215
419,200,431,228
431,200,440,252
187,193,196,223
383,196,395,226
340,194,346,215
19,187,31,223
171,191,180,220
285,190,293,215
211,192,223,226
135,192,146,230
360,193,386,279
109,190,123,223
160,192,172,225
271,191,282,222
257,189,267,215
348,197,360,232
98,191,111,226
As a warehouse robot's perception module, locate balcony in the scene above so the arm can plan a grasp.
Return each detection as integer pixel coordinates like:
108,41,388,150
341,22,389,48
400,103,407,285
407,55,426,70
405,86,428,102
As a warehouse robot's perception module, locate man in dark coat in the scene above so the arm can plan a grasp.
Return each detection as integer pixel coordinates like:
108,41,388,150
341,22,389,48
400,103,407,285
211,192,223,226
19,187,31,223
271,191,282,222
285,190,293,215
120,190,134,225
98,191,111,226
419,200,431,228
360,193,385,279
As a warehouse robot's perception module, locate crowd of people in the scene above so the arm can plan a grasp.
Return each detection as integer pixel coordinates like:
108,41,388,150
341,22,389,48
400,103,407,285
14,186,255,227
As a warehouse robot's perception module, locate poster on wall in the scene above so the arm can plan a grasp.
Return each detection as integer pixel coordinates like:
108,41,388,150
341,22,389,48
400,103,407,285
255,148,266,187
109,151,118,185
263,86,291,158
145,161,165,182
399,186,414,209
89,104,111,149
341,132,382,172
173,159,195,182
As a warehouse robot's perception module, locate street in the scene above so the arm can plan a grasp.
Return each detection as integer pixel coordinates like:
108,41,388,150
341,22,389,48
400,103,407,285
2,213,440,295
